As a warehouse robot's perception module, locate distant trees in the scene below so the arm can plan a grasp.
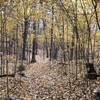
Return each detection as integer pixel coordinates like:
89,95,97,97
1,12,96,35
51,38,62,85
0,0,100,64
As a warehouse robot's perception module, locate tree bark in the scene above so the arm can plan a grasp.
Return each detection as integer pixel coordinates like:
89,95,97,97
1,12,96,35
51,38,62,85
50,6,54,61
22,18,28,60
31,38,36,63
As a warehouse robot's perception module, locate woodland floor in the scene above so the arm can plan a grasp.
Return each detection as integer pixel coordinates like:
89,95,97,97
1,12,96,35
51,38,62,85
0,54,100,100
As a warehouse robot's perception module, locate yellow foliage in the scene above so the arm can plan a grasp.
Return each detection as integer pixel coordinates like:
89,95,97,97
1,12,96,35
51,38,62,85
6,18,16,32
95,31,100,41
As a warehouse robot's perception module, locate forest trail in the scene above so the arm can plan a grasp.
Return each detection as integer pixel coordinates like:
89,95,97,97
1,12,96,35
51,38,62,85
0,54,100,100
22,55,61,100
25,55,50,78
22,55,100,100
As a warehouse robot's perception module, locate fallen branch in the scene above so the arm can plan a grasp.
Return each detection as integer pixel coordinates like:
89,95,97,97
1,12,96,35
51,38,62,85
0,74,15,78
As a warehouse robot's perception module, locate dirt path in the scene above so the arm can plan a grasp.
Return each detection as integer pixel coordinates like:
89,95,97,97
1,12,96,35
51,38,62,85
25,55,50,78
0,55,100,100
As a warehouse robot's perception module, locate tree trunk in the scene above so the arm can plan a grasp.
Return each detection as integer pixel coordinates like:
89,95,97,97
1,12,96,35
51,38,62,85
45,38,49,58
50,6,54,61
22,18,28,60
31,38,36,63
